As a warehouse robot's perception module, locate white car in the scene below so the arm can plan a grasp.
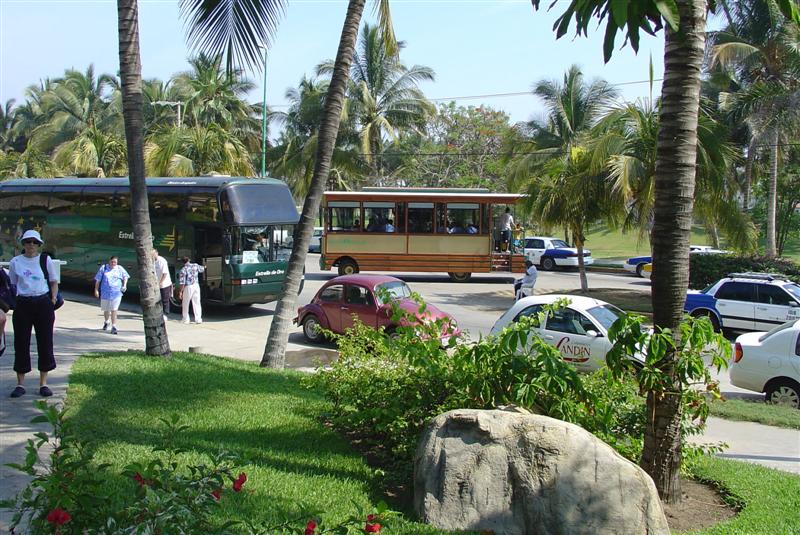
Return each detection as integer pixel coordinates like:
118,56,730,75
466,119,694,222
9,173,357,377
730,319,800,408
522,237,594,271
490,294,638,372
308,227,323,253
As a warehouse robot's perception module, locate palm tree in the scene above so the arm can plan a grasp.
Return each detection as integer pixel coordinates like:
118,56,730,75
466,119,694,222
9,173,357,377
709,0,800,257
508,65,618,289
317,23,435,179
53,125,128,177
0,100,16,152
117,0,171,356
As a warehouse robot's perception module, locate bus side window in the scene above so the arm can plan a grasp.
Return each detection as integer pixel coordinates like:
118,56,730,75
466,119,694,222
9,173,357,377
408,203,433,233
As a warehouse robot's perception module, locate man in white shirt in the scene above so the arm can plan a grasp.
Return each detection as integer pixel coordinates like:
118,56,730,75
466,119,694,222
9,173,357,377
498,207,514,252
514,260,538,300
152,249,173,320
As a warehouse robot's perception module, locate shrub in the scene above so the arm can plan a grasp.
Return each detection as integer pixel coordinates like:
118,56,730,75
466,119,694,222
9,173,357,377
689,254,800,289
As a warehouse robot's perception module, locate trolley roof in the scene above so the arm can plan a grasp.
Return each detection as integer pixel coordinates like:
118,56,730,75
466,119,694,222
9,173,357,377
324,188,524,204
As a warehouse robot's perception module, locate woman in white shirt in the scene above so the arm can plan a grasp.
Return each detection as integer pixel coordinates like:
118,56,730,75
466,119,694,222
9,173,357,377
8,230,59,398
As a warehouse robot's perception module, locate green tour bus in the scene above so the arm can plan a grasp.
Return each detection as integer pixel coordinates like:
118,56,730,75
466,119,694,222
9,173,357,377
0,176,301,305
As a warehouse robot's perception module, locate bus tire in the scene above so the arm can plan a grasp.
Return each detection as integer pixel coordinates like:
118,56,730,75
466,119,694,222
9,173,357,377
541,257,556,271
448,272,472,283
337,258,359,276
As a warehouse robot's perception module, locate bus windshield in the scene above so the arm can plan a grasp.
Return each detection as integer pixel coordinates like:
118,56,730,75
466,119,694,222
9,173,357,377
222,183,299,225
231,225,294,263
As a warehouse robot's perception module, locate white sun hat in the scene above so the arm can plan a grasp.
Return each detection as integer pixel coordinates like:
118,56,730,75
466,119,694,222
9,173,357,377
20,229,44,244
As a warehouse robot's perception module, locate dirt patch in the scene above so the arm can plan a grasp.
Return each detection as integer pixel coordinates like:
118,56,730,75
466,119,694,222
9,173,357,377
662,477,738,532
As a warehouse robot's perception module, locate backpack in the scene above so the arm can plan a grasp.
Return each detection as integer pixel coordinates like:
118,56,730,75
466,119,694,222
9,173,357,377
39,254,64,310
0,267,15,312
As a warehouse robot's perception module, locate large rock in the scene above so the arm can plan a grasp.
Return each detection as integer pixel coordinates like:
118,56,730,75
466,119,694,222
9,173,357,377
414,408,669,535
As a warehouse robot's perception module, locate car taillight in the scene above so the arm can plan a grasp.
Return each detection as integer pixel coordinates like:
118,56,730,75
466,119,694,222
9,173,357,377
734,342,743,363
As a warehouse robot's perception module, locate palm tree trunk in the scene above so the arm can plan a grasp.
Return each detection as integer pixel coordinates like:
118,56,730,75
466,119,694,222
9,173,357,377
645,0,706,503
261,0,366,368
743,137,756,210
117,0,170,356
574,230,588,292
765,127,779,258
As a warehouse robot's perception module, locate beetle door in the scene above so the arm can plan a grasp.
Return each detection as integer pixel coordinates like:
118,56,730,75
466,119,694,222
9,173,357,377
340,284,378,331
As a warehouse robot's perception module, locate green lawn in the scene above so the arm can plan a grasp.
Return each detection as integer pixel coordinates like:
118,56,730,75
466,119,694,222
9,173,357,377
65,352,448,534
708,398,800,429
59,352,799,534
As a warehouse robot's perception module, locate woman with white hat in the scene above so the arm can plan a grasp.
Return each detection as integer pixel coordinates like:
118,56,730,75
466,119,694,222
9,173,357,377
7,229,59,398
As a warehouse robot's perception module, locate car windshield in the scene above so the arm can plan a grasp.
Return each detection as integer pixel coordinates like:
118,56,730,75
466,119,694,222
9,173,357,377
586,304,625,330
551,239,570,248
758,320,797,342
376,281,412,304
783,283,800,302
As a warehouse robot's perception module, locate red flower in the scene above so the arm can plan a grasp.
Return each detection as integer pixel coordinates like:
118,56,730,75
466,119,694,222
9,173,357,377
46,508,71,526
304,520,317,535
133,473,145,486
211,488,222,501
364,521,382,533
232,472,247,492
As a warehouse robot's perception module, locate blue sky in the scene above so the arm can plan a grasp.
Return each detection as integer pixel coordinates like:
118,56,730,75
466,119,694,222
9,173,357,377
1,0,666,125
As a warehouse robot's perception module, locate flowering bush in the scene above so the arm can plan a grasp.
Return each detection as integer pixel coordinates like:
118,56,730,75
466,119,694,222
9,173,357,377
5,404,394,534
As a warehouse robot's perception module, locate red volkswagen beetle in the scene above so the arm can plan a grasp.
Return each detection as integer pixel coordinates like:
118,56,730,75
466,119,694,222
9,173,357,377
295,274,458,343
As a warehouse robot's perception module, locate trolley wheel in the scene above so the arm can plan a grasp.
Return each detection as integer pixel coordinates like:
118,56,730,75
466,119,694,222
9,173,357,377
448,272,472,283
337,258,359,276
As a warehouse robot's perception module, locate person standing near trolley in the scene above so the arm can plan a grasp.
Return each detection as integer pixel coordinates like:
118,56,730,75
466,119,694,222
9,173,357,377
178,256,204,324
8,230,59,398
94,255,129,334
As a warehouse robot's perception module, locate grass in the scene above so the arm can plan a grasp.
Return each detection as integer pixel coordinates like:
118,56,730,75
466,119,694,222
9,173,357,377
60,351,800,534
65,352,449,534
708,398,800,430
687,456,800,534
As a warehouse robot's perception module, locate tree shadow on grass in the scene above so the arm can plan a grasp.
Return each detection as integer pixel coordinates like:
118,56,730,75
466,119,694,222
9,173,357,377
63,352,391,522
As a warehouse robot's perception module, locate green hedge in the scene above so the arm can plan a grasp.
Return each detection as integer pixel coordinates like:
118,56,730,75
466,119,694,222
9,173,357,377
689,254,800,289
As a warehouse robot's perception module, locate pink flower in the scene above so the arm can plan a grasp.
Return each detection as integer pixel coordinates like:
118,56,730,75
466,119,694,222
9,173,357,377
304,520,317,535
364,520,382,533
211,488,222,501
232,472,247,492
46,508,71,526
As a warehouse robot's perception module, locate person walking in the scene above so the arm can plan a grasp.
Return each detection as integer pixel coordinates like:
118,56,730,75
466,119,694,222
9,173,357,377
178,256,204,324
93,256,129,335
7,230,59,398
152,249,172,321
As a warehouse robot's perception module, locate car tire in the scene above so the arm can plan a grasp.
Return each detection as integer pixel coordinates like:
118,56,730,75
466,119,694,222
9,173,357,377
636,263,646,278
541,257,556,271
691,310,721,332
448,272,472,283
337,258,359,276
302,315,324,343
765,379,800,409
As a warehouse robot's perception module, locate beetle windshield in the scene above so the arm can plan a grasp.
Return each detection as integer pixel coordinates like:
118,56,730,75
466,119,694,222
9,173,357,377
586,304,625,331
376,281,412,303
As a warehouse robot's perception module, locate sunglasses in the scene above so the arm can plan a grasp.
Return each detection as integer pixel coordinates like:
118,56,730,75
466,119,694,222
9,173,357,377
22,239,41,245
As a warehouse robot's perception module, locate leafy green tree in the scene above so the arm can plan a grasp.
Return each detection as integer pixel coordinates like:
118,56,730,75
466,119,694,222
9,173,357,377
709,0,800,257
0,147,61,179
0,100,16,152
317,22,435,179
53,125,127,177
383,102,514,189
529,0,798,502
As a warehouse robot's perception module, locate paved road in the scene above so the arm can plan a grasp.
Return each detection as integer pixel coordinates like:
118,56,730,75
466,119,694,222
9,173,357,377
1,257,797,530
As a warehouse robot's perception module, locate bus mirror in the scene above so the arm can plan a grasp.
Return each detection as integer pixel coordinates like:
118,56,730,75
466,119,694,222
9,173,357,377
223,232,232,254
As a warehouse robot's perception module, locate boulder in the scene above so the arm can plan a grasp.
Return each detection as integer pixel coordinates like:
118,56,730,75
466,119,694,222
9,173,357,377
414,408,669,535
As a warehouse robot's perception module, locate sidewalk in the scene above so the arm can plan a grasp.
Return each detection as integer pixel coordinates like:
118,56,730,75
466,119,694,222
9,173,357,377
1,291,798,531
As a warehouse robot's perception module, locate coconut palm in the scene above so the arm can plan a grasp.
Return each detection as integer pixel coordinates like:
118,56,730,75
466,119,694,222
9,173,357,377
317,23,435,179
709,0,800,256
31,66,122,154
53,125,128,177
0,147,61,178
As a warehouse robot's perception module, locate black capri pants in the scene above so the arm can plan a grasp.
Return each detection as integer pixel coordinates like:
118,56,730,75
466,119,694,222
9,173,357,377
12,294,56,374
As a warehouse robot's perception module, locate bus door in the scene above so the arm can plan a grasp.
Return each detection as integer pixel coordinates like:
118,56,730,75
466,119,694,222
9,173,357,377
195,227,224,301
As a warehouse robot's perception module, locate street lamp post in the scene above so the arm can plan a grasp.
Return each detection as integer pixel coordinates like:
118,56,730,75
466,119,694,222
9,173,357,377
153,100,183,127
260,46,268,178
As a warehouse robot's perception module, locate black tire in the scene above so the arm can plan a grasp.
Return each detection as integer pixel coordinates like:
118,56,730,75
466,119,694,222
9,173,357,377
337,258,359,276
636,263,646,278
541,257,556,271
448,272,472,283
385,326,401,340
302,314,324,343
691,310,721,332
765,379,800,409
